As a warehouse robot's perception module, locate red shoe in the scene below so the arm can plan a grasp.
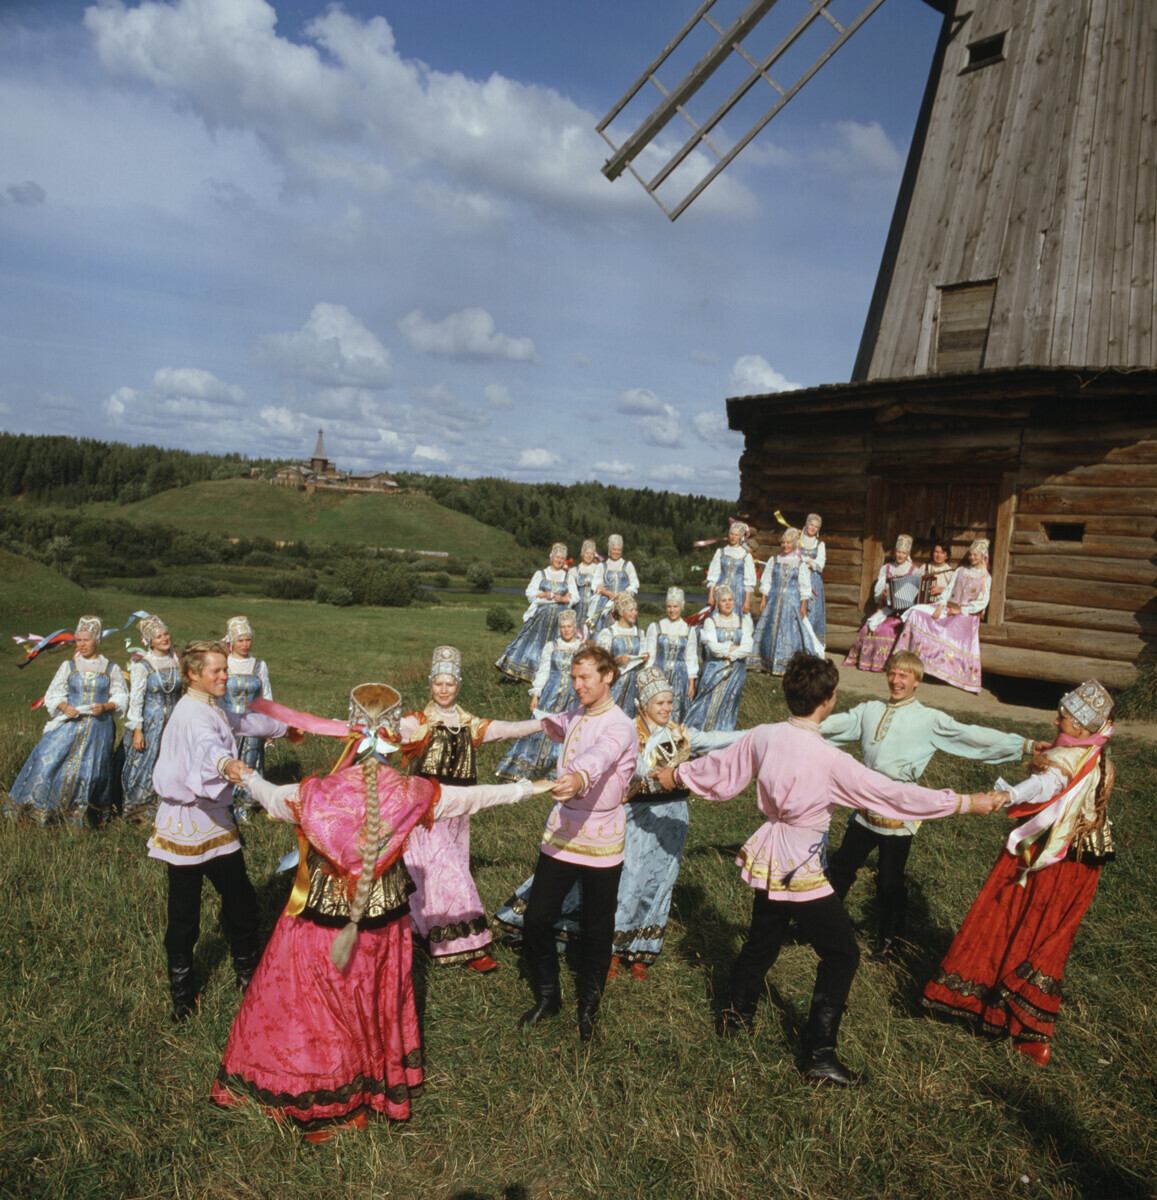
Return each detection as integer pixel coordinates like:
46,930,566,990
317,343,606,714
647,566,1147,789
606,956,621,981
630,962,648,981
1015,1040,1051,1066
468,954,500,973
304,1111,368,1143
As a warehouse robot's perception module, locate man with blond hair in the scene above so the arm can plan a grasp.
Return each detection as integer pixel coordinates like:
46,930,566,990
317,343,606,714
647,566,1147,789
822,650,1040,960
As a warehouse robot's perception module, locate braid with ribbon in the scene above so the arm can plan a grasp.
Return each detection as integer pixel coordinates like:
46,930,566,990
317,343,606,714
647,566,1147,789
330,757,382,970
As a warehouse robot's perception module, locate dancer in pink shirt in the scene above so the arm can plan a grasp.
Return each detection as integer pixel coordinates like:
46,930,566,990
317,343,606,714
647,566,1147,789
654,651,1003,1086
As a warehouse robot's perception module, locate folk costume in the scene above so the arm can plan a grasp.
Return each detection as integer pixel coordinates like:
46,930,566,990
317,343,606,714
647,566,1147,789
673,716,980,1083
495,545,576,683
496,668,739,968
400,647,539,968
571,540,603,631
923,681,1115,1062
149,672,288,1020
589,535,639,636
596,592,647,717
6,616,128,827
706,524,757,612
896,541,991,693
845,536,920,673
211,683,537,1134
799,514,828,643
517,685,637,1038
120,615,181,822
685,603,753,732
496,626,581,780
643,587,699,723
749,531,823,675
220,616,274,818
822,697,1031,954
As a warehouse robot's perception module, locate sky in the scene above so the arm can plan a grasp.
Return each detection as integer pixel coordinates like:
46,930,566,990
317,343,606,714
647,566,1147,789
0,0,944,498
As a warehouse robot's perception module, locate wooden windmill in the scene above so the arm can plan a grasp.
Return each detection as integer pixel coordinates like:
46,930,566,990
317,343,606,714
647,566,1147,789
599,0,1157,687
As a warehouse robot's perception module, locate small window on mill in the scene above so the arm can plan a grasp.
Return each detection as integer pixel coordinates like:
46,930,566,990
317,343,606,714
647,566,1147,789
1044,523,1085,543
963,33,1006,72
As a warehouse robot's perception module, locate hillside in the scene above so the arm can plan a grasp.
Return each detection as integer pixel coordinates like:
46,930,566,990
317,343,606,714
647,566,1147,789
0,547,88,624
105,480,523,557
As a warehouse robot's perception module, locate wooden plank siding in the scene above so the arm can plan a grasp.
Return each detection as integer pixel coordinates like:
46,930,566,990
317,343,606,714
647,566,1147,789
728,371,1157,686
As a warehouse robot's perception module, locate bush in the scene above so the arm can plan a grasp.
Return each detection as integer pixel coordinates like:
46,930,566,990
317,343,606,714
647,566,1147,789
131,574,225,598
637,600,664,618
264,572,317,600
416,588,443,606
243,550,281,568
467,563,494,591
314,584,354,607
432,571,451,590
486,606,515,633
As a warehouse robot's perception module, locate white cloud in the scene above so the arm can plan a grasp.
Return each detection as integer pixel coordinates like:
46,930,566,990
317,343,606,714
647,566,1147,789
614,388,683,447
413,443,451,464
105,388,134,421
649,464,698,483
693,411,742,443
411,384,491,432
484,383,514,409
615,388,664,415
152,366,244,403
519,448,561,469
256,303,392,388
591,460,634,477
400,307,538,362
728,354,803,395
259,405,303,437
814,121,905,178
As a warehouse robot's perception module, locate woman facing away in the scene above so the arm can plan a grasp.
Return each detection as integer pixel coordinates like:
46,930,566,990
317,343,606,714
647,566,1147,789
6,615,127,827
211,681,552,1139
495,542,576,683
120,613,182,823
844,534,920,673
895,538,991,694
496,608,582,781
923,679,1116,1066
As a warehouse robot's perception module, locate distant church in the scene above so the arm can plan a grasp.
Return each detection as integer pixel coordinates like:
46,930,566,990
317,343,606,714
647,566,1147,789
272,428,398,494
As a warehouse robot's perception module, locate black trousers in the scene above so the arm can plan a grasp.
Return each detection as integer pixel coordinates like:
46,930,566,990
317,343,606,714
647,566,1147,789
826,816,912,933
522,852,623,995
163,850,258,967
732,890,860,1008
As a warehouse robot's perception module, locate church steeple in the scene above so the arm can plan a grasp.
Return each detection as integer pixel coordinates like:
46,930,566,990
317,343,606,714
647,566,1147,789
311,428,330,474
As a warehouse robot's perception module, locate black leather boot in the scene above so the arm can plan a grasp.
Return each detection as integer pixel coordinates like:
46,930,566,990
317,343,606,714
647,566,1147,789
720,984,759,1036
168,956,198,1023
869,907,905,963
576,978,602,1043
232,948,262,993
800,994,862,1087
518,975,561,1029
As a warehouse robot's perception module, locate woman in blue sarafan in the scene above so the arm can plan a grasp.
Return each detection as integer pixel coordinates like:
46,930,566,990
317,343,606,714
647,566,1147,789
495,543,576,683
683,587,753,732
705,521,757,616
596,592,649,718
495,608,581,780
643,587,699,723
493,667,741,977
571,539,603,632
799,512,828,644
589,534,639,637
749,527,824,676
6,615,127,827
220,615,274,819
120,613,182,822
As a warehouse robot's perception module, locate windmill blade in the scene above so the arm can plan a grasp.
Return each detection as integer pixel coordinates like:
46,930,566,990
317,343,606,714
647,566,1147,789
598,0,889,221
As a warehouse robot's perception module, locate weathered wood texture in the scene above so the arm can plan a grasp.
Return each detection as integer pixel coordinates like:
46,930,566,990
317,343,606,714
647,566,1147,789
854,0,1157,380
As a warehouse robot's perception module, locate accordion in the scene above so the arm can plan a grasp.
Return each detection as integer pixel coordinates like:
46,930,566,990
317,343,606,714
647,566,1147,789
887,572,930,612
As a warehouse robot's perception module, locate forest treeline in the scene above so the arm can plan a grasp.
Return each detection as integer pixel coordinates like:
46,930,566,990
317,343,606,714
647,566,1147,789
0,433,737,557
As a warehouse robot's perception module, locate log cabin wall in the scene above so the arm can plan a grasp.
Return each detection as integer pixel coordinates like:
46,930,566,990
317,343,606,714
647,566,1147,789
728,369,1157,688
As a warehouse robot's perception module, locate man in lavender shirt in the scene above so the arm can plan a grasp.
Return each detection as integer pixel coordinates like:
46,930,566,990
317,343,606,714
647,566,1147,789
518,642,638,1042
653,651,1003,1086
150,639,295,1022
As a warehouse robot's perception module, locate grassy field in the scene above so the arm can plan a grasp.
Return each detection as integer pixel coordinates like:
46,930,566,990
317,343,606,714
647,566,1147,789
0,590,1154,1200
79,478,524,557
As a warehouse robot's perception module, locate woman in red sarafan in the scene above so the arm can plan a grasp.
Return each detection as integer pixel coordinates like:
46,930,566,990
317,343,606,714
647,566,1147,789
922,679,1116,1066
210,683,547,1138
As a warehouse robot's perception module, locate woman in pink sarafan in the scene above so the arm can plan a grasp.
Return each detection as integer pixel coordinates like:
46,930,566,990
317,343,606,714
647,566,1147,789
844,534,921,673
210,682,550,1141
895,538,991,693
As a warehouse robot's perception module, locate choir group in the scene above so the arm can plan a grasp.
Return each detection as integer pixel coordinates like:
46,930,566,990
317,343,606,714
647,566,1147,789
2,522,1118,1140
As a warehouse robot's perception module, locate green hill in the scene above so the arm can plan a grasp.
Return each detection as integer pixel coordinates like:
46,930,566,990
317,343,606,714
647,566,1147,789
108,480,522,557
0,547,88,624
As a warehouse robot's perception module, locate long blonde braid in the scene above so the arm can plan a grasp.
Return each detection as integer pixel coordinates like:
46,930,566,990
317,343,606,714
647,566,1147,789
330,757,381,970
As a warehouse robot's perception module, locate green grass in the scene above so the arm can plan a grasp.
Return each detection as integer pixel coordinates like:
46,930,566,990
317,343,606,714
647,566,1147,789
86,478,525,557
0,548,88,625
0,593,1154,1200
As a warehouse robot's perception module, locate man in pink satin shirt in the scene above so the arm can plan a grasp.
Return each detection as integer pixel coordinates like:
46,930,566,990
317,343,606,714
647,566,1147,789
653,651,1003,1086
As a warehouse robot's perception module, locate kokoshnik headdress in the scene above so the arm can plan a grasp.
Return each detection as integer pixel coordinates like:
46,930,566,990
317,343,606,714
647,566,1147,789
970,537,991,558
636,665,674,711
806,513,823,531
1060,679,1113,733
138,614,168,647
225,616,252,645
348,682,403,756
612,591,637,619
75,616,102,643
550,542,568,560
666,587,685,608
895,534,914,554
429,645,461,683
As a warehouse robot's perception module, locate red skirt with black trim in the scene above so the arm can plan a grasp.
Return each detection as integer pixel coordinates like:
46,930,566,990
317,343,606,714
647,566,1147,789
211,911,423,1129
922,849,1101,1044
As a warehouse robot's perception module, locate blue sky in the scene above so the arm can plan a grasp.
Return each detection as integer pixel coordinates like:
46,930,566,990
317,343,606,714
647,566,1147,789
0,0,943,497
